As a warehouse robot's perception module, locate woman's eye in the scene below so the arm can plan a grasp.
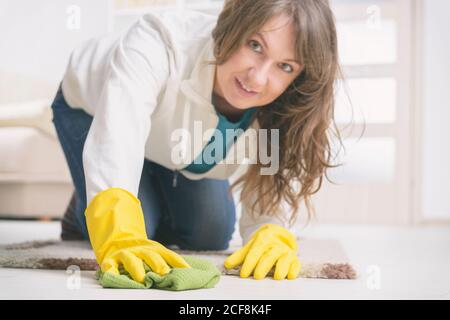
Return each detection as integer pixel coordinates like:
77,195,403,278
248,40,294,74
249,40,262,53
280,63,294,73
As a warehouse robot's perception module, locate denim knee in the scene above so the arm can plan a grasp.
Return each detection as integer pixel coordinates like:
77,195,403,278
180,212,236,251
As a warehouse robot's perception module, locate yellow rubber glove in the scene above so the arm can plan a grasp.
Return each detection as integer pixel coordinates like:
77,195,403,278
85,187,190,284
224,223,301,280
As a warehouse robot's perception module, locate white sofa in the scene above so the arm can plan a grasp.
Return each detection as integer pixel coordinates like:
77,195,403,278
0,73,73,219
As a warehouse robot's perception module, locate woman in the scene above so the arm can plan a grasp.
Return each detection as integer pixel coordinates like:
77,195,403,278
51,0,341,282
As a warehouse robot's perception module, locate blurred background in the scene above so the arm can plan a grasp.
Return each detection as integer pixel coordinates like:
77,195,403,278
0,0,448,227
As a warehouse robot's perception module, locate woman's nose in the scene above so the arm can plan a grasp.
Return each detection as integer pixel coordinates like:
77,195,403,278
248,61,271,89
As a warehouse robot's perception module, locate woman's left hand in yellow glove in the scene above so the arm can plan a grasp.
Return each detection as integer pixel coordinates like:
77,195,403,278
224,224,301,280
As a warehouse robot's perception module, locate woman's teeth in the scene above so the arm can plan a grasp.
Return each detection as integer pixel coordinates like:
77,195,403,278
238,78,254,93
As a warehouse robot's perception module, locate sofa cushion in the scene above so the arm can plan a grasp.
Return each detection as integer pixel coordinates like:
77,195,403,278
0,127,70,181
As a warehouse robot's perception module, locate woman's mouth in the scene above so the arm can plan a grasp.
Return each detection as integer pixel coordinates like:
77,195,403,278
235,77,258,97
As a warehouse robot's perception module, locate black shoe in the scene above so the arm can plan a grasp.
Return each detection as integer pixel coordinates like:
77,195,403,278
60,192,86,241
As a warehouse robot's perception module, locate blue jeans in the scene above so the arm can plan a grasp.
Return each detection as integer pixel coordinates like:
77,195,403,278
51,84,236,250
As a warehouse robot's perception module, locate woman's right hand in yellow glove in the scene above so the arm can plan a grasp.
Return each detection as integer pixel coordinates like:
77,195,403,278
85,188,191,284
100,237,190,284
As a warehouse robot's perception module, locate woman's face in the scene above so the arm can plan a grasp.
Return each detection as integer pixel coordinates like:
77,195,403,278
213,12,303,112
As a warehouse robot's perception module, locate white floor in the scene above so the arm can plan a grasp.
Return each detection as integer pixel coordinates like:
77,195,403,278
1,220,449,300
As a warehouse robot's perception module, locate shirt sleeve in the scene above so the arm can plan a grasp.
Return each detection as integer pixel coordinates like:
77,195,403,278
82,18,169,205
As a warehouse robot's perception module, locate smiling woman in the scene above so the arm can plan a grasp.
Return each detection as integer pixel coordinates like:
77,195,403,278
52,0,343,283
212,12,304,121
208,0,343,227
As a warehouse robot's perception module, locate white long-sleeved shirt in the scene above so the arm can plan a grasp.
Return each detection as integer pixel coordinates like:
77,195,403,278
61,8,294,245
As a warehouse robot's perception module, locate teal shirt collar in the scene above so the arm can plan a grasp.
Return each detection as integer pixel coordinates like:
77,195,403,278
216,107,257,128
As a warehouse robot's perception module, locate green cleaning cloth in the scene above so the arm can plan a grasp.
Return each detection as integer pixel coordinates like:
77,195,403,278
95,255,221,290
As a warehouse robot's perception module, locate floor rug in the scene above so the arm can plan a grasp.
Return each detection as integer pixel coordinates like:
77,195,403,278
0,238,357,279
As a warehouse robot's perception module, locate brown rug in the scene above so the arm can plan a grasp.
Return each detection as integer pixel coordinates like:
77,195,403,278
0,238,357,279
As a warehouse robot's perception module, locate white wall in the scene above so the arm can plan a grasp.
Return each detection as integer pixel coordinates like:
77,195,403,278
0,0,110,101
422,0,450,219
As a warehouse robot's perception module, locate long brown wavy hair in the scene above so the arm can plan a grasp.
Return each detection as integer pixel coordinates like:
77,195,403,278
209,0,344,227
